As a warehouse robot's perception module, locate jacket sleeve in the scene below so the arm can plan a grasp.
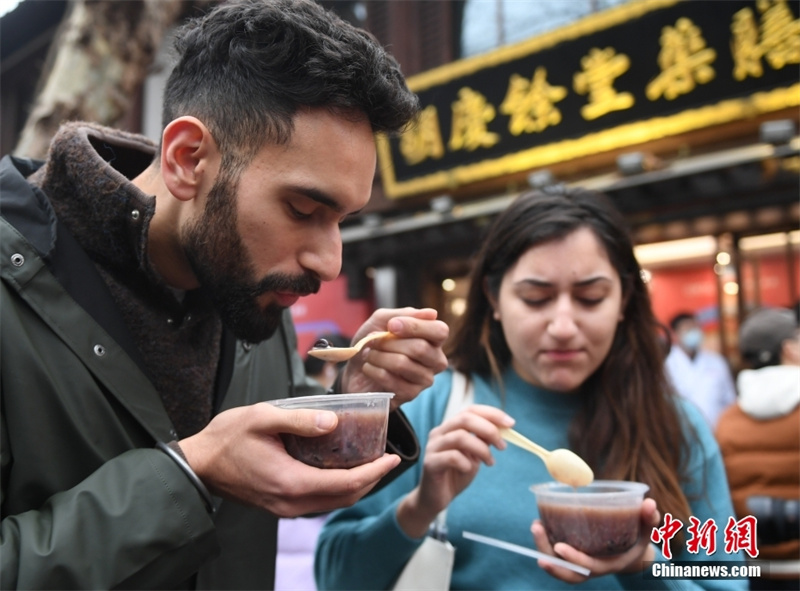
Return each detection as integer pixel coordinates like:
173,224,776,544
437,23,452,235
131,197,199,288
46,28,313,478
0,445,219,590
377,407,420,492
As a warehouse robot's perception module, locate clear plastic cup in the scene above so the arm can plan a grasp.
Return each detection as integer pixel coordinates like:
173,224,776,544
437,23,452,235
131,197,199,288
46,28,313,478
531,480,650,556
269,392,394,469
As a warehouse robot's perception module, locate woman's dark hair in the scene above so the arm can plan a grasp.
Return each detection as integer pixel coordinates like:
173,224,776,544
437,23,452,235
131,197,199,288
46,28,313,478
162,0,419,170
448,187,694,549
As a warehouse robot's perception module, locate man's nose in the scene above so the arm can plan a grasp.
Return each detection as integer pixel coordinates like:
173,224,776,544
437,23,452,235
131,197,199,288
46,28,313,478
299,228,342,283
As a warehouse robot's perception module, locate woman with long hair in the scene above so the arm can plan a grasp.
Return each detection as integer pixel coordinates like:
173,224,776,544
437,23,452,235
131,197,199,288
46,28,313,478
315,188,743,590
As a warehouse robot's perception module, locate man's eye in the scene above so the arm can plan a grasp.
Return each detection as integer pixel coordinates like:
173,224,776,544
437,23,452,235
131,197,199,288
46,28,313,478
289,204,312,220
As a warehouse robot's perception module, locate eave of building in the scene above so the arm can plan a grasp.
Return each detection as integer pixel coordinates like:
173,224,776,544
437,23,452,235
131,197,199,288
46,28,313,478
343,135,800,248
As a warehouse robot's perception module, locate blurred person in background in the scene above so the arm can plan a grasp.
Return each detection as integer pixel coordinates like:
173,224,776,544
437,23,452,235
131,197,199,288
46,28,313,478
716,307,800,591
276,332,351,591
315,188,742,590
665,311,737,429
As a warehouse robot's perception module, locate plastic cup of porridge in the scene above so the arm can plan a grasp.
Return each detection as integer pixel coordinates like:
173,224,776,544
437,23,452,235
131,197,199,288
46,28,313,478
531,480,650,556
269,392,394,469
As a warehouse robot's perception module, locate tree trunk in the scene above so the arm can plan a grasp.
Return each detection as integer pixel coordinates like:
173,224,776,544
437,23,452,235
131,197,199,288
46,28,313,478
13,0,202,159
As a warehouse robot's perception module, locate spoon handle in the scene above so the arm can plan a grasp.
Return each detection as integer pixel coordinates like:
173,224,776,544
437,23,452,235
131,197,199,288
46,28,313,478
499,428,550,459
353,331,393,350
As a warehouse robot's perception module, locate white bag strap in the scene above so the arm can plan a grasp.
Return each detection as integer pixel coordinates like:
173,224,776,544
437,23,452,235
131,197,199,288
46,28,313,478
431,370,474,540
443,369,474,421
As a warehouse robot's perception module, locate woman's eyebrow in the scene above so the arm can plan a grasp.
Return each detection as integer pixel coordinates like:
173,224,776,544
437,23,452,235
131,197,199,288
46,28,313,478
514,276,613,288
515,279,552,288
574,276,614,287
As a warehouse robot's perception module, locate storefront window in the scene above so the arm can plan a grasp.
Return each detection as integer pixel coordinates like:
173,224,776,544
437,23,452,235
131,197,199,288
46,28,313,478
461,0,631,58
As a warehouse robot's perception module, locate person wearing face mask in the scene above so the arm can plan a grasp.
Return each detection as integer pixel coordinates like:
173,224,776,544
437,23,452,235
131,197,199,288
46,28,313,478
664,312,737,429
314,188,742,591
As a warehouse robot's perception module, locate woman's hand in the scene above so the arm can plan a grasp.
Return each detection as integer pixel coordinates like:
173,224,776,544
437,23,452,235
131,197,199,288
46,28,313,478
530,497,660,583
396,405,514,538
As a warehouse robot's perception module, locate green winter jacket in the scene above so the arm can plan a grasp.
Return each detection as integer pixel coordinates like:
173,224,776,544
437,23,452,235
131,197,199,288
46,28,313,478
0,155,419,589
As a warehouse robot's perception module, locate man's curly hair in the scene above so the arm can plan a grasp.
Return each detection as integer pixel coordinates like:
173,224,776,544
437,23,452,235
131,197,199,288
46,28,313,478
162,0,419,167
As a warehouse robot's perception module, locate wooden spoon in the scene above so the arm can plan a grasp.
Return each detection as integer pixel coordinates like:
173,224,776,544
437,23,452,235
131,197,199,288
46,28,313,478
500,428,594,487
307,331,394,362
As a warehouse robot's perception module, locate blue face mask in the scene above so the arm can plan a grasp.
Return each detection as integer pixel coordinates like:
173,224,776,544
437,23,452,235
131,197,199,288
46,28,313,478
680,327,704,351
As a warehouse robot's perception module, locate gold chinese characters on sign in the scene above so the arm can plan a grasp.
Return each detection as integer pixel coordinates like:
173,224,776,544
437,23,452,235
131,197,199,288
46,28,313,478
732,0,800,80
399,105,445,165
500,68,568,135
645,17,716,101
449,88,501,152
397,0,800,168
573,47,635,121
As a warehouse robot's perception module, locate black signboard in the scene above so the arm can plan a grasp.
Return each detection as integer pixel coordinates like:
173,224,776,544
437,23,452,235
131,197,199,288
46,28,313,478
378,0,800,199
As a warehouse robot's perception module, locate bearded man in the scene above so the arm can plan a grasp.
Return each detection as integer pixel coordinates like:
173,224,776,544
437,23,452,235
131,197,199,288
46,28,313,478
0,1,449,588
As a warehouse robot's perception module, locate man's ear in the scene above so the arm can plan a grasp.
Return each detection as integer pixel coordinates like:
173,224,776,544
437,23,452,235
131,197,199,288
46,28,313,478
160,116,218,201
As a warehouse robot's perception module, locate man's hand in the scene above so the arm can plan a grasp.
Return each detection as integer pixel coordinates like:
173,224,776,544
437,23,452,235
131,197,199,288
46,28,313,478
339,307,449,409
179,403,401,516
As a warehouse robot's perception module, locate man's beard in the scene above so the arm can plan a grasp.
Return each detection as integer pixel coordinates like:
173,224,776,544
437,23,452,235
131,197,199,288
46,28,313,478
183,171,320,343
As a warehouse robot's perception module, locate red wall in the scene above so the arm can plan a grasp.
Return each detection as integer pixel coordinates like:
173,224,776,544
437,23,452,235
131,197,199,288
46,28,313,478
740,253,799,310
648,252,799,345
290,276,373,357
649,264,721,330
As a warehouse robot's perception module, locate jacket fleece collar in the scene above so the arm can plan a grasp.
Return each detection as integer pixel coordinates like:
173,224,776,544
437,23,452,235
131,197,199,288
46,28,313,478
27,122,158,275
21,122,222,438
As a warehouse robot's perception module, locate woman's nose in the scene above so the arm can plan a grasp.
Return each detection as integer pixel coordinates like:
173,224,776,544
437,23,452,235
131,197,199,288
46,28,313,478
547,299,578,339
